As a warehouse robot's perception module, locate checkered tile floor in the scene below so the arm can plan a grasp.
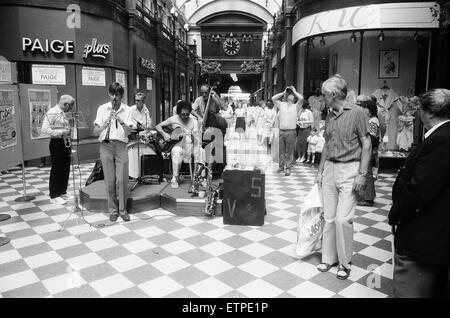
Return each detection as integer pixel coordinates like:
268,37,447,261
0,126,396,298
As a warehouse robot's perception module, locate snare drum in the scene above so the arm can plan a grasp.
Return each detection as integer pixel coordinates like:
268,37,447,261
127,141,157,178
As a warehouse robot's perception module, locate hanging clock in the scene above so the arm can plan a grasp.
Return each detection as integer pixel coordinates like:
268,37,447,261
223,37,240,56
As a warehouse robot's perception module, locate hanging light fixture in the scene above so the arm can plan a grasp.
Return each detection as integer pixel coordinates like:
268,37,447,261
309,38,315,49
320,36,326,46
413,31,419,41
350,32,357,43
378,30,385,42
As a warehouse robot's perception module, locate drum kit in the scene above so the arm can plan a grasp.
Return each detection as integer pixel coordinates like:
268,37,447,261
127,127,160,191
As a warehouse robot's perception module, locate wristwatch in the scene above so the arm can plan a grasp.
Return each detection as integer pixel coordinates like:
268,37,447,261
359,171,367,177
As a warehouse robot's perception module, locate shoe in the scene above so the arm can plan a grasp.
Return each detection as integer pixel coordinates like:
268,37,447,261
277,167,284,173
50,197,66,205
119,212,130,222
357,200,373,207
38,163,45,168
109,213,119,222
317,262,339,272
285,168,291,176
60,194,73,200
171,176,179,189
337,264,352,280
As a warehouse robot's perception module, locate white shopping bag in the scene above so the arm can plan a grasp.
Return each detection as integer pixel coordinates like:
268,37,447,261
295,184,324,259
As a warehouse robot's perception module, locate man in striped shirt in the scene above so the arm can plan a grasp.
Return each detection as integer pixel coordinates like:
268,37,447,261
315,75,372,280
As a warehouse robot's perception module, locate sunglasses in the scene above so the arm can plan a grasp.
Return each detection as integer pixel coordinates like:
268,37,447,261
180,113,190,117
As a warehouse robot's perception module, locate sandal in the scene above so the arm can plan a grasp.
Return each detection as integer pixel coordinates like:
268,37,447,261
317,262,338,273
336,264,352,280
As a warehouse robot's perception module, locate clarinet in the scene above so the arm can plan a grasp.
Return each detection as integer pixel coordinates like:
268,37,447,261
104,109,115,143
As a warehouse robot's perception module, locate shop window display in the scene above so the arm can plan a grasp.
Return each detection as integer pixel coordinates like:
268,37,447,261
297,30,430,157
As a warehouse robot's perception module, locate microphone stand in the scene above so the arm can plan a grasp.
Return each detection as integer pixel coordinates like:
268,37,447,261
59,111,86,230
130,121,144,192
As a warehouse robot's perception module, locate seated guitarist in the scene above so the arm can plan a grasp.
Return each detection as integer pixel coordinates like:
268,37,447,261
156,101,204,189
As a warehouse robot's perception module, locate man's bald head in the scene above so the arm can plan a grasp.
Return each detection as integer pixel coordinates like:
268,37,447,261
59,95,75,112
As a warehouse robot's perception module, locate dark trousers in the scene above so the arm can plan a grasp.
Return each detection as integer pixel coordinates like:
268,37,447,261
394,249,449,298
49,138,71,199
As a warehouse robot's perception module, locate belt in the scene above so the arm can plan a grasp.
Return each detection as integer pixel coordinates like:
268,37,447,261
102,140,125,144
279,128,296,131
327,158,360,163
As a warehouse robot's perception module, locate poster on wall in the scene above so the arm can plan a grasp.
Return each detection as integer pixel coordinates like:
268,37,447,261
82,67,106,86
116,70,126,87
146,77,152,90
379,50,400,79
28,89,51,139
0,61,12,83
0,90,17,149
32,64,66,85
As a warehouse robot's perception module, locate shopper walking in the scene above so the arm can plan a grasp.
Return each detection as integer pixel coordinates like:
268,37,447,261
296,102,314,164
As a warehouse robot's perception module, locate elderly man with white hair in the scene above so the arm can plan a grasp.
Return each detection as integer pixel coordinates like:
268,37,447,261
314,75,372,280
389,88,450,298
41,95,75,205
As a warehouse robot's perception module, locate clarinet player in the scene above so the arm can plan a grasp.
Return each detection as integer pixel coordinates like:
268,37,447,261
41,95,75,205
94,83,133,222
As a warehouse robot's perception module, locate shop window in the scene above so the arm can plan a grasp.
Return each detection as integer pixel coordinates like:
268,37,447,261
297,30,431,157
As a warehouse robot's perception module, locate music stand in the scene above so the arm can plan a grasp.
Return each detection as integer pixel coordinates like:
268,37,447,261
58,111,88,229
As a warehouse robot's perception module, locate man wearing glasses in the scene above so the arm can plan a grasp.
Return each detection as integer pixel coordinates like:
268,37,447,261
156,101,204,189
130,92,152,130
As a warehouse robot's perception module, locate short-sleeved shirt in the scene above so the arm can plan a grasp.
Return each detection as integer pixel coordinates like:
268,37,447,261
276,101,300,130
324,102,369,162
162,114,198,148
41,105,70,138
94,102,133,143
130,104,152,129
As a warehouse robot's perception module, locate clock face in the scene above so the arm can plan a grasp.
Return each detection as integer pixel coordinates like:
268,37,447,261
223,38,240,56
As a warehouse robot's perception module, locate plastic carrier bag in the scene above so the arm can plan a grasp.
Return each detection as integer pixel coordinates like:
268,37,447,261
295,184,324,259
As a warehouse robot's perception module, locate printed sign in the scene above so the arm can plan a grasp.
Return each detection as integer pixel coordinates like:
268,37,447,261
82,67,106,86
116,70,126,87
0,90,17,149
146,77,152,90
28,89,51,140
0,61,12,83
32,64,66,85
136,75,140,90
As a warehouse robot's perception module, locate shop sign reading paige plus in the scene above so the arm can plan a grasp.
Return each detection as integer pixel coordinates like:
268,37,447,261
83,38,110,60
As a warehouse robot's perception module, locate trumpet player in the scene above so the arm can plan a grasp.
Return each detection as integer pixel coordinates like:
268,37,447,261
94,83,133,222
41,95,75,205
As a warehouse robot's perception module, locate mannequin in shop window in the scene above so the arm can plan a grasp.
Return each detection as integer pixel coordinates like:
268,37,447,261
308,88,325,131
372,82,400,151
397,95,420,151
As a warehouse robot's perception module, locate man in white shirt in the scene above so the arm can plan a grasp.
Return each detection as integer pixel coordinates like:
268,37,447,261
272,86,303,176
130,92,152,130
41,95,75,205
93,83,133,222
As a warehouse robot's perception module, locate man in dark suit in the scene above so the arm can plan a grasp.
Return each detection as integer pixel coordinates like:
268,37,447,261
389,88,450,298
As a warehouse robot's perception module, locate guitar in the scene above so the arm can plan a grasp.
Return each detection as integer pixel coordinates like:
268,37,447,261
150,126,193,154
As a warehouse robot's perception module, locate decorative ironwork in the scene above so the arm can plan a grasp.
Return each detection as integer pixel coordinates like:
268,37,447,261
240,60,264,73
200,60,222,77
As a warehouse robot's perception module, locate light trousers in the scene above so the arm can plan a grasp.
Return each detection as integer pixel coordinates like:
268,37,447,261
99,141,129,214
279,129,296,169
321,160,359,267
